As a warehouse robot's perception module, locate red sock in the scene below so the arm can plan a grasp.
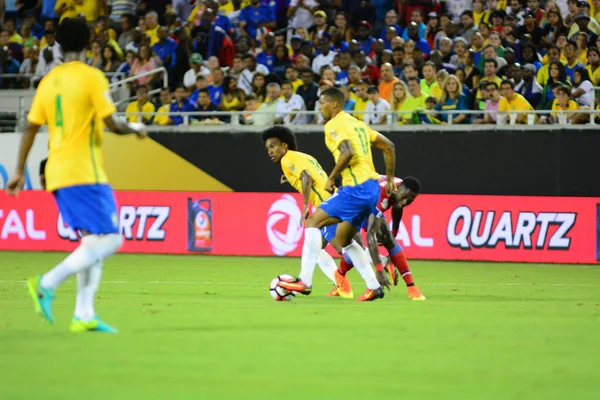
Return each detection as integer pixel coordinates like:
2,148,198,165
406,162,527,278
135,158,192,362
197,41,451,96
338,256,353,275
390,251,414,286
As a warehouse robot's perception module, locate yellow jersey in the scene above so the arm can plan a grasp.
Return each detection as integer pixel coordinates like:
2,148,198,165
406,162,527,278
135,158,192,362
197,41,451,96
353,97,369,121
27,61,116,192
145,25,160,46
125,100,155,123
154,104,171,125
587,65,600,86
291,79,303,93
324,111,379,187
280,150,330,207
498,93,534,123
551,99,579,118
219,1,235,15
55,0,84,23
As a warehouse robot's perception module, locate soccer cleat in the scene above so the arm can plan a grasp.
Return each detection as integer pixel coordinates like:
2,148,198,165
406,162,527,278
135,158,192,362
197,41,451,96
70,317,119,334
26,275,55,325
326,286,340,297
278,278,312,295
385,261,399,286
408,285,426,301
357,287,385,302
334,270,354,299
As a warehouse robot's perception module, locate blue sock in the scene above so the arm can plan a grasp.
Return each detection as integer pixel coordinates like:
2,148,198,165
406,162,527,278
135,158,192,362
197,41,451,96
343,252,353,265
389,243,403,256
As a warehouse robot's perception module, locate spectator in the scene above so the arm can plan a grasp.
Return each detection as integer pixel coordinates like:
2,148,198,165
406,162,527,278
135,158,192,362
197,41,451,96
309,10,330,45
355,20,376,55
108,0,137,26
477,81,503,124
275,80,307,124
285,65,303,92
340,85,355,111
353,50,380,84
380,10,403,40
195,88,220,121
564,41,586,83
95,16,118,42
507,0,525,24
153,26,177,69
170,85,197,125
257,32,276,72
460,11,478,44
352,80,370,120
521,45,542,72
131,44,159,87
402,9,426,41
296,68,319,110
288,0,319,32
0,47,21,89
515,64,543,109
568,11,600,40
113,50,135,82
125,27,144,53
517,9,545,48
420,61,441,99
541,61,570,109
477,58,503,99
543,8,569,45
19,22,37,49
126,85,155,124
239,0,276,43
571,67,593,107
296,54,311,71
438,37,453,64
378,62,400,102
498,79,535,124
436,74,469,124
365,85,391,124
101,45,119,74
406,22,431,55
221,75,246,111
208,68,225,106
54,0,83,23
334,12,355,43
251,73,267,103
32,45,59,87
463,50,481,93
18,46,38,87
238,53,269,95
190,75,209,103
206,0,234,37
254,82,283,125
399,77,428,124
242,92,259,124
575,31,590,65
527,0,546,26
0,29,23,63
183,53,210,89
145,11,161,46
547,85,582,124
449,38,468,69
154,88,172,125
586,47,600,86
537,45,562,86
390,81,409,113
312,33,336,75
87,40,103,69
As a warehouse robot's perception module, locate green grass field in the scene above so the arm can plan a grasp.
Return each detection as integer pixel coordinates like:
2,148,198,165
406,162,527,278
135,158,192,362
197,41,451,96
0,251,599,399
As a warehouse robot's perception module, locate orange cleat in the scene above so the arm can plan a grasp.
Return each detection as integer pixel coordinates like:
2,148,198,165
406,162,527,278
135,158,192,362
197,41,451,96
385,261,399,286
278,278,312,295
356,287,385,302
408,285,426,301
334,270,354,299
326,286,339,297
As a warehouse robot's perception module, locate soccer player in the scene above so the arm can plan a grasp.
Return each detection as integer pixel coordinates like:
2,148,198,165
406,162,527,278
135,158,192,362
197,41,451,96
6,17,147,333
261,126,387,298
278,87,397,302
360,175,426,300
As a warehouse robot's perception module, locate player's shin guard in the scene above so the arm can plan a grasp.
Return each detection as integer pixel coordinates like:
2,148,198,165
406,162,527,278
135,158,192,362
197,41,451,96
75,261,103,322
389,244,414,286
41,234,123,290
298,228,321,287
317,250,337,284
343,241,380,290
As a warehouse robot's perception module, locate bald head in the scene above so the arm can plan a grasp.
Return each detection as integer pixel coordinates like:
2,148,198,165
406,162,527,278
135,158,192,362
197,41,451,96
381,63,395,82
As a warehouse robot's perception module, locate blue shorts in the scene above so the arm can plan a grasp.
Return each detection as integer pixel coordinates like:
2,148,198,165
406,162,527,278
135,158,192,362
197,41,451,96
320,179,380,229
361,208,385,231
53,184,119,235
320,224,338,243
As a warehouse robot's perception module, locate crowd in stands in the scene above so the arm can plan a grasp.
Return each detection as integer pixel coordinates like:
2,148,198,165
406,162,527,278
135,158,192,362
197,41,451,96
1,0,600,125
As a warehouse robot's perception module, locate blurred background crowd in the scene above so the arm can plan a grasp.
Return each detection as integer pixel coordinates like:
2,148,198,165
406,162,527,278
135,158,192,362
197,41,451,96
1,0,599,125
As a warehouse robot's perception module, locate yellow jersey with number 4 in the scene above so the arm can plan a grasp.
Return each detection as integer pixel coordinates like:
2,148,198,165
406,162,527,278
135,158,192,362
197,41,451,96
27,61,117,192
280,150,330,207
324,111,380,187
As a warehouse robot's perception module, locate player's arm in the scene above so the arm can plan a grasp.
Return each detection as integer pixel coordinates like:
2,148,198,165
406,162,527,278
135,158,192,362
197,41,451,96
103,115,147,137
365,215,392,291
371,133,396,194
391,206,404,237
300,170,312,222
6,121,41,195
325,140,353,193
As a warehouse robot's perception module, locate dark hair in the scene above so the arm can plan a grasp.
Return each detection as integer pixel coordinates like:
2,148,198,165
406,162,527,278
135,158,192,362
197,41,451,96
137,84,149,93
367,85,379,94
261,126,298,151
486,81,499,90
222,75,237,95
402,177,421,194
175,84,186,91
281,80,293,88
57,18,90,53
556,86,570,96
198,88,210,95
321,87,345,107
588,46,600,58
484,58,498,68
573,66,590,83
501,79,515,89
461,10,473,18
547,44,560,53
392,46,405,54
299,68,313,76
423,61,436,69
407,76,420,84
548,60,567,83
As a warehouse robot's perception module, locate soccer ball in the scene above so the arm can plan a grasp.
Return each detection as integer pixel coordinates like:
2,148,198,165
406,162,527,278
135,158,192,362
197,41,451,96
269,274,297,301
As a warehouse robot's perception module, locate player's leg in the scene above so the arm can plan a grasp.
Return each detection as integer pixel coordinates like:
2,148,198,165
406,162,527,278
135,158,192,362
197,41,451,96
277,207,340,295
378,221,426,300
335,221,384,301
26,184,123,326
328,235,354,299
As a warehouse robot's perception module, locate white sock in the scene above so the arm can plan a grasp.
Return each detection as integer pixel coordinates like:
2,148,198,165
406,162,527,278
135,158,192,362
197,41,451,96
41,234,122,290
364,247,374,265
298,227,321,287
344,240,380,290
317,250,337,284
75,261,103,322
